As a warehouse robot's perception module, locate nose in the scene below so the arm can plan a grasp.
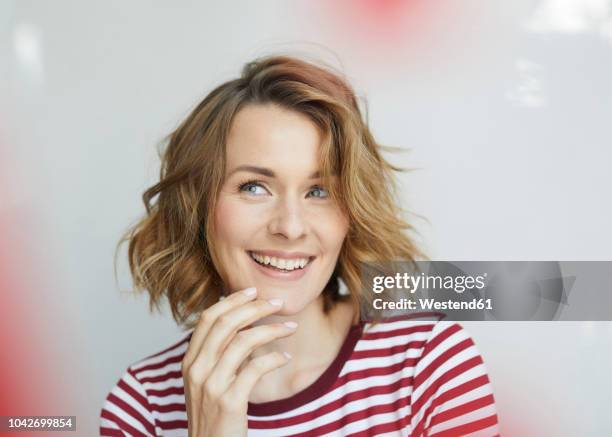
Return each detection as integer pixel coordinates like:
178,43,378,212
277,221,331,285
267,196,308,241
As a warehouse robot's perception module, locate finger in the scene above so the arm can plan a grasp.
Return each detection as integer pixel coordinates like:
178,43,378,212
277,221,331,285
207,322,298,391
224,351,292,405
191,298,285,376
182,286,258,369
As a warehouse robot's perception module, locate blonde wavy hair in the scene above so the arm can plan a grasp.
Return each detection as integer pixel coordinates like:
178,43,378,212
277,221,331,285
116,55,425,331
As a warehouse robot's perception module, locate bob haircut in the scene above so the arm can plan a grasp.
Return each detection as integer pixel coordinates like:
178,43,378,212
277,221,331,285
116,55,424,331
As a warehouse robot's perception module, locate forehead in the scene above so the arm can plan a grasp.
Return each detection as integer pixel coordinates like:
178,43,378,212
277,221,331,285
225,104,322,175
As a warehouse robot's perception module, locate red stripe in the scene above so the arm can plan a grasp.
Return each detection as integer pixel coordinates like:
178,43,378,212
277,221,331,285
412,373,490,437
133,352,183,374
157,419,189,430
149,401,186,414
345,414,409,437
147,385,184,397
419,323,462,362
352,341,426,359
428,414,498,437
139,370,183,384
345,408,411,437
126,368,167,425
117,375,149,412
411,357,485,435
413,337,474,391
105,393,156,435
100,409,149,437
330,357,418,391
361,324,434,340
413,354,483,415
100,426,126,436
249,375,413,429
428,394,495,427
285,389,413,437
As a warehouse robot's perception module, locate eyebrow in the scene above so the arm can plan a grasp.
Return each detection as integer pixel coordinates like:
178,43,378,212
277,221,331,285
228,165,321,179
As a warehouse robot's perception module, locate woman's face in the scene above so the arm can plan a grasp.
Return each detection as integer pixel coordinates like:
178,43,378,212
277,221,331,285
212,103,348,315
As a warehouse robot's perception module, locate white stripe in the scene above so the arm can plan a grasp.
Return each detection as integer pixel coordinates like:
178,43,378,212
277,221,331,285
100,416,122,430
341,349,419,375
355,330,431,350
123,371,154,406
412,364,490,431
432,383,494,413
377,426,412,437
114,384,156,429
103,398,151,435
250,386,412,436
155,410,188,422
435,364,489,398
161,429,190,437
333,403,411,436
427,404,497,435
148,392,185,406
141,376,184,393
135,360,181,380
412,323,469,375
411,342,481,401
248,368,413,421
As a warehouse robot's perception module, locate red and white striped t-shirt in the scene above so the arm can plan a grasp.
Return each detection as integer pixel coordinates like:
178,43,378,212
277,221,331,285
100,317,500,436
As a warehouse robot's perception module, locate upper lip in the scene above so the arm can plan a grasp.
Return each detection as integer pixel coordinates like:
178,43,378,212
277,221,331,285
248,250,315,259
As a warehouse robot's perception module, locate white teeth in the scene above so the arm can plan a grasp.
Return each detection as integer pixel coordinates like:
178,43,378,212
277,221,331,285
250,252,310,271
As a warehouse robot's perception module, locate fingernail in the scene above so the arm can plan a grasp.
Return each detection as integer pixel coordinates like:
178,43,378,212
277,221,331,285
283,321,298,329
283,351,292,359
268,298,283,307
242,287,257,297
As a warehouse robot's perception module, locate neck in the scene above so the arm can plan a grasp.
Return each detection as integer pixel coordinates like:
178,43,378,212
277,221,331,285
246,295,355,401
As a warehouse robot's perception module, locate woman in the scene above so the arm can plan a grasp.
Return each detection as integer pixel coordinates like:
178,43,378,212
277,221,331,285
100,55,499,436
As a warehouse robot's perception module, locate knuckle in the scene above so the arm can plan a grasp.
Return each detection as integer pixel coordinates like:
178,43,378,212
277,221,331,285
250,356,269,373
186,365,206,386
216,314,232,329
218,393,239,412
199,311,211,324
203,380,221,399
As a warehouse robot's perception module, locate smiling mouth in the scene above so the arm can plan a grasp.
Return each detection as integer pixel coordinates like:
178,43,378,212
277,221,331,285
248,251,314,272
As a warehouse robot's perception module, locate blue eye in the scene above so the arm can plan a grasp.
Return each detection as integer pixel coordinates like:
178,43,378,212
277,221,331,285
239,181,268,196
308,186,329,198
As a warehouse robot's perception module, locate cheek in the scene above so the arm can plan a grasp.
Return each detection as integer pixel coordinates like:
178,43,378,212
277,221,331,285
316,209,349,253
212,198,257,287
213,196,267,255
214,198,242,242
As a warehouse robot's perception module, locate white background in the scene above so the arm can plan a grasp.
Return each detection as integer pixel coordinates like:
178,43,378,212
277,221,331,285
2,0,612,435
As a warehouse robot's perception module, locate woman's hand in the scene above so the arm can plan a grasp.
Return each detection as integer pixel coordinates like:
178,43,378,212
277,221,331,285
181,287,297,437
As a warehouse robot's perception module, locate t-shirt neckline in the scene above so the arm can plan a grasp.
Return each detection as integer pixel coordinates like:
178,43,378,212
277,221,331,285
247,321,365,416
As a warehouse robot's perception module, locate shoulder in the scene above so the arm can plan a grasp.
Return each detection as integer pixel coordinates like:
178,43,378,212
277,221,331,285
368,316,499,436
359,316,499,435
99,331,193,436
